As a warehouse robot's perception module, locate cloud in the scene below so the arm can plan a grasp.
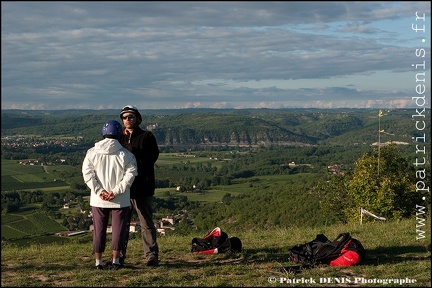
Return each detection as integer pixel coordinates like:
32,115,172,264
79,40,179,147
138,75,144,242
1,1,430,110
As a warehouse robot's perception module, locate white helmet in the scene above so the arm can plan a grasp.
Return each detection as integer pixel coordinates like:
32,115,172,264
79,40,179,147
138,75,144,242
120,105,142,125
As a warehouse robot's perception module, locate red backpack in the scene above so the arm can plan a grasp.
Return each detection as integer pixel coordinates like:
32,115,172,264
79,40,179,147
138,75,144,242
329,237,365,266
191,227,242,254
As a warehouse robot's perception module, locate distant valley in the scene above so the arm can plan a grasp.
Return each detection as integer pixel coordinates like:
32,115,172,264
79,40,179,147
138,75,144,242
1,108,428,148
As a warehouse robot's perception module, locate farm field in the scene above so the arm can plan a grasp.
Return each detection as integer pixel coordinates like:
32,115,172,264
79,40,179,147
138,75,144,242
1,204,68,241
1,153,213,192
1,159,70,192
1,162,317,245
156,153,214,164
155,173,320,203
156,152,225,169
155,184,246,203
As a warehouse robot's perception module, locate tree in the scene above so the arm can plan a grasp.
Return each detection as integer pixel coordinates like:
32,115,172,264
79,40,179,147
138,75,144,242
315,144,421,223
314,174,351,223
346,144,417,222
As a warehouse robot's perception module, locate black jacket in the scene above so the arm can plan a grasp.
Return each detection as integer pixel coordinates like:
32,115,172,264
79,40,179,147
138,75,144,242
121,127,159,198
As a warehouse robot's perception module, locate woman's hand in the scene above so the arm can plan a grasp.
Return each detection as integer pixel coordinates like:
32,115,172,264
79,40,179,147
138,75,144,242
106,191,115,201
100,190,115,201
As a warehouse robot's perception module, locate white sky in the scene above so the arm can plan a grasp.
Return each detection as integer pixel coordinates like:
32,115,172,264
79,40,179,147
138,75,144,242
1,1,431,110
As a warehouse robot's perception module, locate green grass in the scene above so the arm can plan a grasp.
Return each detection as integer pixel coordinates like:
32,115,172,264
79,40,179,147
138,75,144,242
1,219,430,287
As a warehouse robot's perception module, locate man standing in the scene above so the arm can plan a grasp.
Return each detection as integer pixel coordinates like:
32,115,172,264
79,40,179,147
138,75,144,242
82,120,137,270
119,105,160,266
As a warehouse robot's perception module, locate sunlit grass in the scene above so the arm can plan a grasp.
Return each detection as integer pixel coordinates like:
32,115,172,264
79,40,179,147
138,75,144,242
2,218,430,287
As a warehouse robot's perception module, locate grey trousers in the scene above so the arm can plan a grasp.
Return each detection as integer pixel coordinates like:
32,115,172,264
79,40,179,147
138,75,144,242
124,196,159,261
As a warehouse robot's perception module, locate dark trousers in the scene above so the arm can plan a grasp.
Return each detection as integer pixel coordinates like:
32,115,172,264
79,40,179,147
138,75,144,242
92,206,130,253
123,196,159,261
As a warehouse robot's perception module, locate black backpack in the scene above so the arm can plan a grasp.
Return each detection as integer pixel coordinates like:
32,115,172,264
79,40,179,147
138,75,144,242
191,227,242,254
288,232,365,266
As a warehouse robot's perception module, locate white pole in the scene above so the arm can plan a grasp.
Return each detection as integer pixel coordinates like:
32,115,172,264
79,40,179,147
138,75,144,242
360,208,363,225
378,110,381,177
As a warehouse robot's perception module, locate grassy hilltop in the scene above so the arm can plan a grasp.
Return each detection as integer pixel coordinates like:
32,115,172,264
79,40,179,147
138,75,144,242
1,218,430,287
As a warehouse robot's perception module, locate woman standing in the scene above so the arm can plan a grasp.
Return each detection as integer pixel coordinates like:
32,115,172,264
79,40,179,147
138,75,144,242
82,120,137,270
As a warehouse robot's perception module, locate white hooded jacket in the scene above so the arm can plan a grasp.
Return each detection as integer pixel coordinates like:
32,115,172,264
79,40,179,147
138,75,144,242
82,138,137,208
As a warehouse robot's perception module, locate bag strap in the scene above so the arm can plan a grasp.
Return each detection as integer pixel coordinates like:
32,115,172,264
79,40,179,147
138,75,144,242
333,233,352,246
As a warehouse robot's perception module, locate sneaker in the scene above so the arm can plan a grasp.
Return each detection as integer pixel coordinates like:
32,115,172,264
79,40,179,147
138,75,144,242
95,264,104,270
146,258,159,267
108,256,126,266
110,263,122,270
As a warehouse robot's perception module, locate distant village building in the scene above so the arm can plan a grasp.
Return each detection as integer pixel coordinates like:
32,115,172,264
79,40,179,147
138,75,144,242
327,164,345,175
161,216,176,226
56,231,87,237
129,222,141,233
157,228,166,236
89,223,141,233
158,216,177,234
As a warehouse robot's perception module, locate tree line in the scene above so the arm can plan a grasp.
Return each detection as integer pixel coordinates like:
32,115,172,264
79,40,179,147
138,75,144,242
3,143,429,238
1,108,430,236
